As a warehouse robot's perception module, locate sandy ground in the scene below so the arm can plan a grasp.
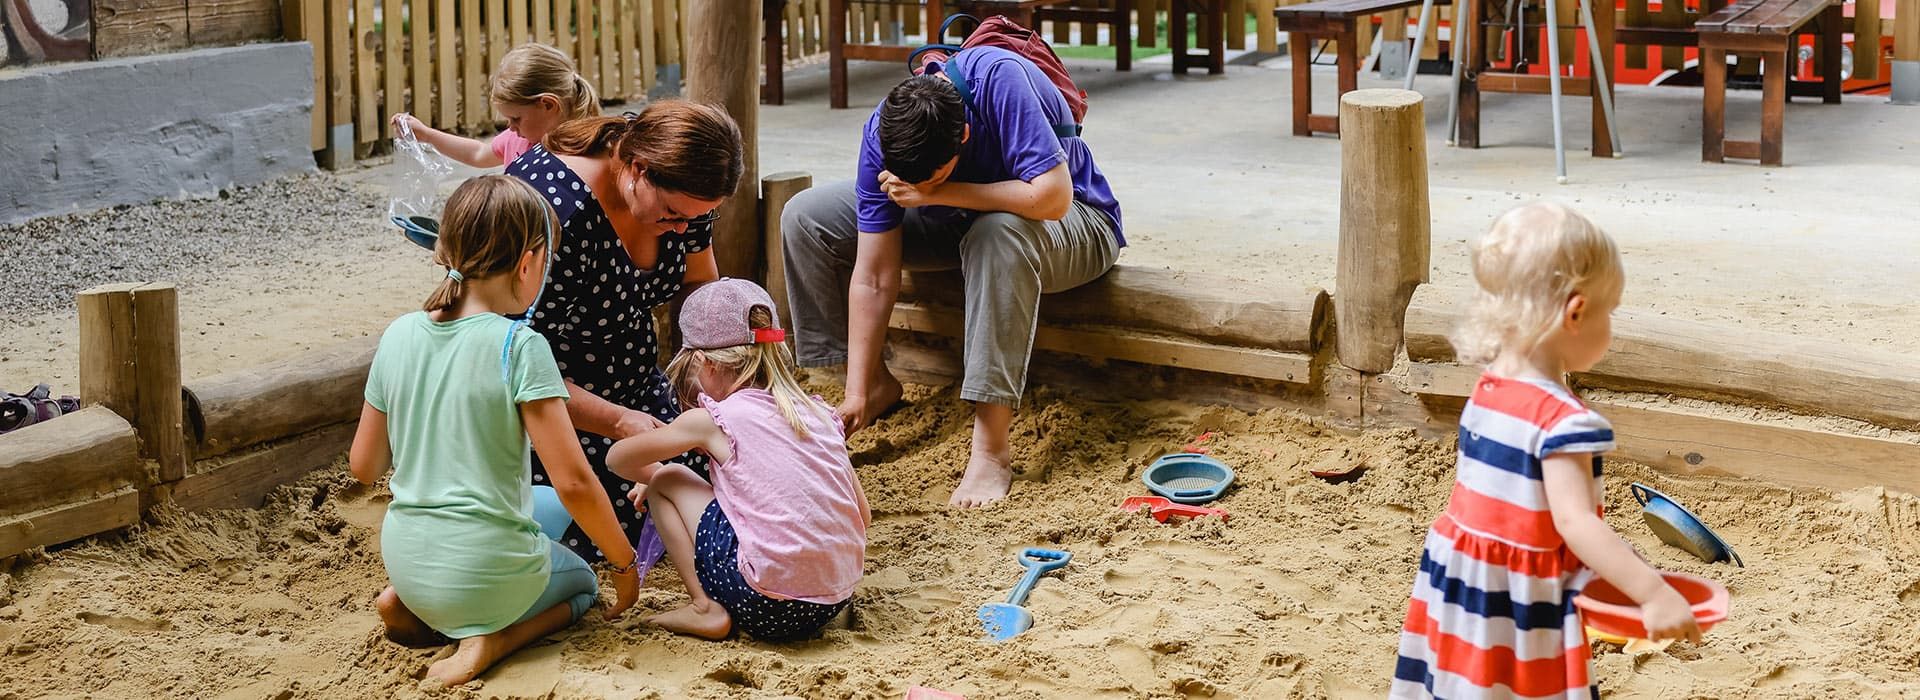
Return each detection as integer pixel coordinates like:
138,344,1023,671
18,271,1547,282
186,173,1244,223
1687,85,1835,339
3,383,1919,698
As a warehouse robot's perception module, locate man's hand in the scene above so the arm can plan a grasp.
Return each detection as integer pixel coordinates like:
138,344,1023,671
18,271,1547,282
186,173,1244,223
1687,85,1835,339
877,170,940,209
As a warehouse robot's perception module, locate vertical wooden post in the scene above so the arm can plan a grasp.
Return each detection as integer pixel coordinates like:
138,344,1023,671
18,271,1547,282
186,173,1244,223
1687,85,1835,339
383,0,406,139
437,0,459,128
132,284,186,483
284,0,327,154
761,171,812,330
327,0,354,166
688,0,764,281
356,0,379,147
79,284,141,422
1335,89,1429,374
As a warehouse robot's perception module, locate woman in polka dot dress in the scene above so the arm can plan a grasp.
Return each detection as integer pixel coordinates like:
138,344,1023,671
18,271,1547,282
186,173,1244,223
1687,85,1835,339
506,101,745,563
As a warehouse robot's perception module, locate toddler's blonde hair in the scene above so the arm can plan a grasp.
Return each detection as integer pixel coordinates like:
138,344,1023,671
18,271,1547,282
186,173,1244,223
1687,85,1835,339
491,43,597,120
1450,202,1623,365
665,306,829,438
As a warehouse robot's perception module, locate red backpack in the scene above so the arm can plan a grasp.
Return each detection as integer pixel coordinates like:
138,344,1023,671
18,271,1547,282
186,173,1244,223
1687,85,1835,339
909,14,1086,137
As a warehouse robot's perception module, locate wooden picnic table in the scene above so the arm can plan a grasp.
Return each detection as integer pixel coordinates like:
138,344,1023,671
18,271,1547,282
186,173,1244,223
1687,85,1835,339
828,0,1072,108
1453,0,1619,157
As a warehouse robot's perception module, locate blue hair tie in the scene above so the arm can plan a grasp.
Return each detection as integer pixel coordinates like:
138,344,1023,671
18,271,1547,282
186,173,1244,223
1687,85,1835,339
446,269,464,282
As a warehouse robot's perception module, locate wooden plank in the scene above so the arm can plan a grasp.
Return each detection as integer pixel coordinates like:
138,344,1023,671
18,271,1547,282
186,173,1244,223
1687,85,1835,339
577,0,599,91
1855,0,1880,79
489,0,508,123
1660,0,1685,68
131,283,186,484
556,0,574,56
187,0,282,45
1476,72,1595,93
620,0,640,98
601,0,621,101
384,0,406,138
1554,0,1576,65
93,0,189,58
1229,0,1249,49
787,0,804,61
650,0,670,64
0,407,141,517
535,0,552,44
890,304,1316,384
330,0,353,141
1408,286,1920,429
437,0,459,128
512,0,530,48
171,424,356,513
1380,8,1406,41
1625,0,1650,69
1256,0,1279,51
78,283,140,422
901,266,1329,353
185,338,373,459
1605,403,1920,497
0,490,142,560
1141,0,1160,47
639,0,657,92
1896,0,1918,60
357,0,379,145
284,0,327,151
463,0,485,131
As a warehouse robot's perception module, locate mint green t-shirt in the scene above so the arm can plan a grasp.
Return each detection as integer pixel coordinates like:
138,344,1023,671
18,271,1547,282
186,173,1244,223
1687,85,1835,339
365,311,571,638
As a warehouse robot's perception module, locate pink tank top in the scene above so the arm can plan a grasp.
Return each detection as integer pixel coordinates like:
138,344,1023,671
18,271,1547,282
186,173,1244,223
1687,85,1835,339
701,389,870,603
490,129,534,166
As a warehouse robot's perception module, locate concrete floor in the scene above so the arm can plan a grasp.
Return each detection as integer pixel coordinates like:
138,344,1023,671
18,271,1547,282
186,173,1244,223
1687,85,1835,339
757,54,1920,352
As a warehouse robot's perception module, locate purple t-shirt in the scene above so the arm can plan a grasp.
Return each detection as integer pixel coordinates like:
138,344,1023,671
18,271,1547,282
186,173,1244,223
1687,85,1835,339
855,46,1124,245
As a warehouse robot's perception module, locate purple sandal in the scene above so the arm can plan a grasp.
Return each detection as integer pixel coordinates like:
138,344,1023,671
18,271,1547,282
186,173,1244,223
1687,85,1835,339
0,384,82,435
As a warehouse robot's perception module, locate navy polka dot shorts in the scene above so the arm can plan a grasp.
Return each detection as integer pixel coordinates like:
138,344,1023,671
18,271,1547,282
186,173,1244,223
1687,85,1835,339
694,501,848,642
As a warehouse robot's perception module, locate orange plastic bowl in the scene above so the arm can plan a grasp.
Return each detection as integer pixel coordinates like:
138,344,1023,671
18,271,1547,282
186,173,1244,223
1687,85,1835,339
1574,572,1728,640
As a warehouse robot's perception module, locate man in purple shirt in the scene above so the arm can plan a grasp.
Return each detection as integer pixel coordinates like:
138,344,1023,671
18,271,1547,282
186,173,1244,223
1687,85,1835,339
782,46,1124,508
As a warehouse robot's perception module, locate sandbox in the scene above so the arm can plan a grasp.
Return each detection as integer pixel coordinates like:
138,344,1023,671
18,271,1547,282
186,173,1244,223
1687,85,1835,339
2,383,1918,699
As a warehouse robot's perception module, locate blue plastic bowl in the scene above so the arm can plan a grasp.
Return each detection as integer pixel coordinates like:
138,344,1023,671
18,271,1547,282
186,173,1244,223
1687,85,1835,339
392,215,439,251
1631,482,1743,567
1142,453,1235,505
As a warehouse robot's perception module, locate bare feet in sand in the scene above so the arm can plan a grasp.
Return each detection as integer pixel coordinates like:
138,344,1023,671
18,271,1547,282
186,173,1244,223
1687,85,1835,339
649,599,733,640
951,402,1017,508
425,635,503,687
376,587,447,648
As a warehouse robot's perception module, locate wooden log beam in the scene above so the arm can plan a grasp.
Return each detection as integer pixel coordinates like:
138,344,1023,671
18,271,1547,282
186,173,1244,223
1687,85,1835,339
0,407,142,517
900,265,1329,354
1406,285,1920,430
760,171,813,330
133,283,187,483
1335,89,1430,373
0,490,143,560
185,338,375,459
686,0,763,281
169,424,356,513
890,303,1314,384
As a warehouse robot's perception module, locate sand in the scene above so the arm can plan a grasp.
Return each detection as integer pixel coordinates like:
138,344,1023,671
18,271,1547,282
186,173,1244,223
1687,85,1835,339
4,382,1918,699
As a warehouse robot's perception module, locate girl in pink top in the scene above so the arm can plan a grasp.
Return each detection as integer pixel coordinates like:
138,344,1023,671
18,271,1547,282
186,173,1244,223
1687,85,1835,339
391,43,597,169
607,278,870,641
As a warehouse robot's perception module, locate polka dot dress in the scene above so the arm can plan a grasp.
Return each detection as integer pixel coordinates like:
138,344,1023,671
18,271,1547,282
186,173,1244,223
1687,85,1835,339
694,502,849,642
508,145,712,563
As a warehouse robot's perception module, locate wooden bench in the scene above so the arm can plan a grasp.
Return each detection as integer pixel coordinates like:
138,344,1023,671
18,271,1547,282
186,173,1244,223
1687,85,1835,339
1697,0,1842,165
1274,0,1443,135
829,0,1072,108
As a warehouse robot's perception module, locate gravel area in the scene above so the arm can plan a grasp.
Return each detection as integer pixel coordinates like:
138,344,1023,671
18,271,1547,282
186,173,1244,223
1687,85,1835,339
0,175,398,315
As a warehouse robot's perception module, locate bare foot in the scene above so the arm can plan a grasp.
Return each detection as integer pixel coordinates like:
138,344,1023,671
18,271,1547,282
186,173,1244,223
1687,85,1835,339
867,369,905,420
376,587,448,648
424,634,504,687
648,599,733,640
950,446,1013,508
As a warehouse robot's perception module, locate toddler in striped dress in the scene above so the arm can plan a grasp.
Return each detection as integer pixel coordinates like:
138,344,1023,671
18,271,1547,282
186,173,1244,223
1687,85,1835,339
1392,203,1702,699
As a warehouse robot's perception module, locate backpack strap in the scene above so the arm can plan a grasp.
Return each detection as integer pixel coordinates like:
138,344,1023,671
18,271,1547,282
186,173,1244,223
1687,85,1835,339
943,58,1082,139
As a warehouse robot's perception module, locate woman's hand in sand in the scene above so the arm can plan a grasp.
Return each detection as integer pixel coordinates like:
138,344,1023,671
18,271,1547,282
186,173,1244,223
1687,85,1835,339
606,556,641,620
1640,586,1703,644
612,409,665,440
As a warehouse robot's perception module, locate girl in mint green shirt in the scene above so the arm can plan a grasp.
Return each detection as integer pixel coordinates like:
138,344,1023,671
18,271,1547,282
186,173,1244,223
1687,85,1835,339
349,175,641,687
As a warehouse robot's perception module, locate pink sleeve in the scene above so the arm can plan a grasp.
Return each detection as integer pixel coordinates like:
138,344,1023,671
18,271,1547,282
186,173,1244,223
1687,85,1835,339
490,130,534,166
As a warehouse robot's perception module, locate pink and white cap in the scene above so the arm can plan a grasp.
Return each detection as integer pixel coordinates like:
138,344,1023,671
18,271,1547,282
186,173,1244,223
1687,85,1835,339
680,277,785,350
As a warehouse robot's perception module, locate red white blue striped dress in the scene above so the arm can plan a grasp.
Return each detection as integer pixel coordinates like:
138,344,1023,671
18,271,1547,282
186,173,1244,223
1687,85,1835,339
1392,374,1616,699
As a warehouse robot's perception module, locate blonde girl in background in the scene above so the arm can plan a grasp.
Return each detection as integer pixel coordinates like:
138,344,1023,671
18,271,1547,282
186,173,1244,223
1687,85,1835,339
605,278,870,642
1392,202,1702,699
349,175,639,686
391,43,597,168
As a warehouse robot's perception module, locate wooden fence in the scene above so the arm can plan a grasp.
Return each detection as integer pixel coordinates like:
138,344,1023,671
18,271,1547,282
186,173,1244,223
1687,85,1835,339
283,0,694,165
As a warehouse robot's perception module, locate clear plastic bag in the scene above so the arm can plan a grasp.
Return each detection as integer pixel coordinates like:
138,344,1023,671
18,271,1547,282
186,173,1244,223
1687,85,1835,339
389,115,454,250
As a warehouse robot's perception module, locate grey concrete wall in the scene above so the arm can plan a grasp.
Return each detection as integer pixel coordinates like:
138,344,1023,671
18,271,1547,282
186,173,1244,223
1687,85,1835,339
0,43,315,225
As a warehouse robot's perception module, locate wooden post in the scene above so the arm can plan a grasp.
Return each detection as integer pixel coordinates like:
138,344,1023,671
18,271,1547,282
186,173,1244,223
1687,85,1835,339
688,0,763,281
78,284,141,421
761,171,812,330
1335,89,1429,374
131,284,186,483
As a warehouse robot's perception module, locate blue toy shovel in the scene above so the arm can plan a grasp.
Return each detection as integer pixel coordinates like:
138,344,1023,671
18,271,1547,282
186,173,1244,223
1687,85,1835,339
977,548,1072,642
1631,483,1744,567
